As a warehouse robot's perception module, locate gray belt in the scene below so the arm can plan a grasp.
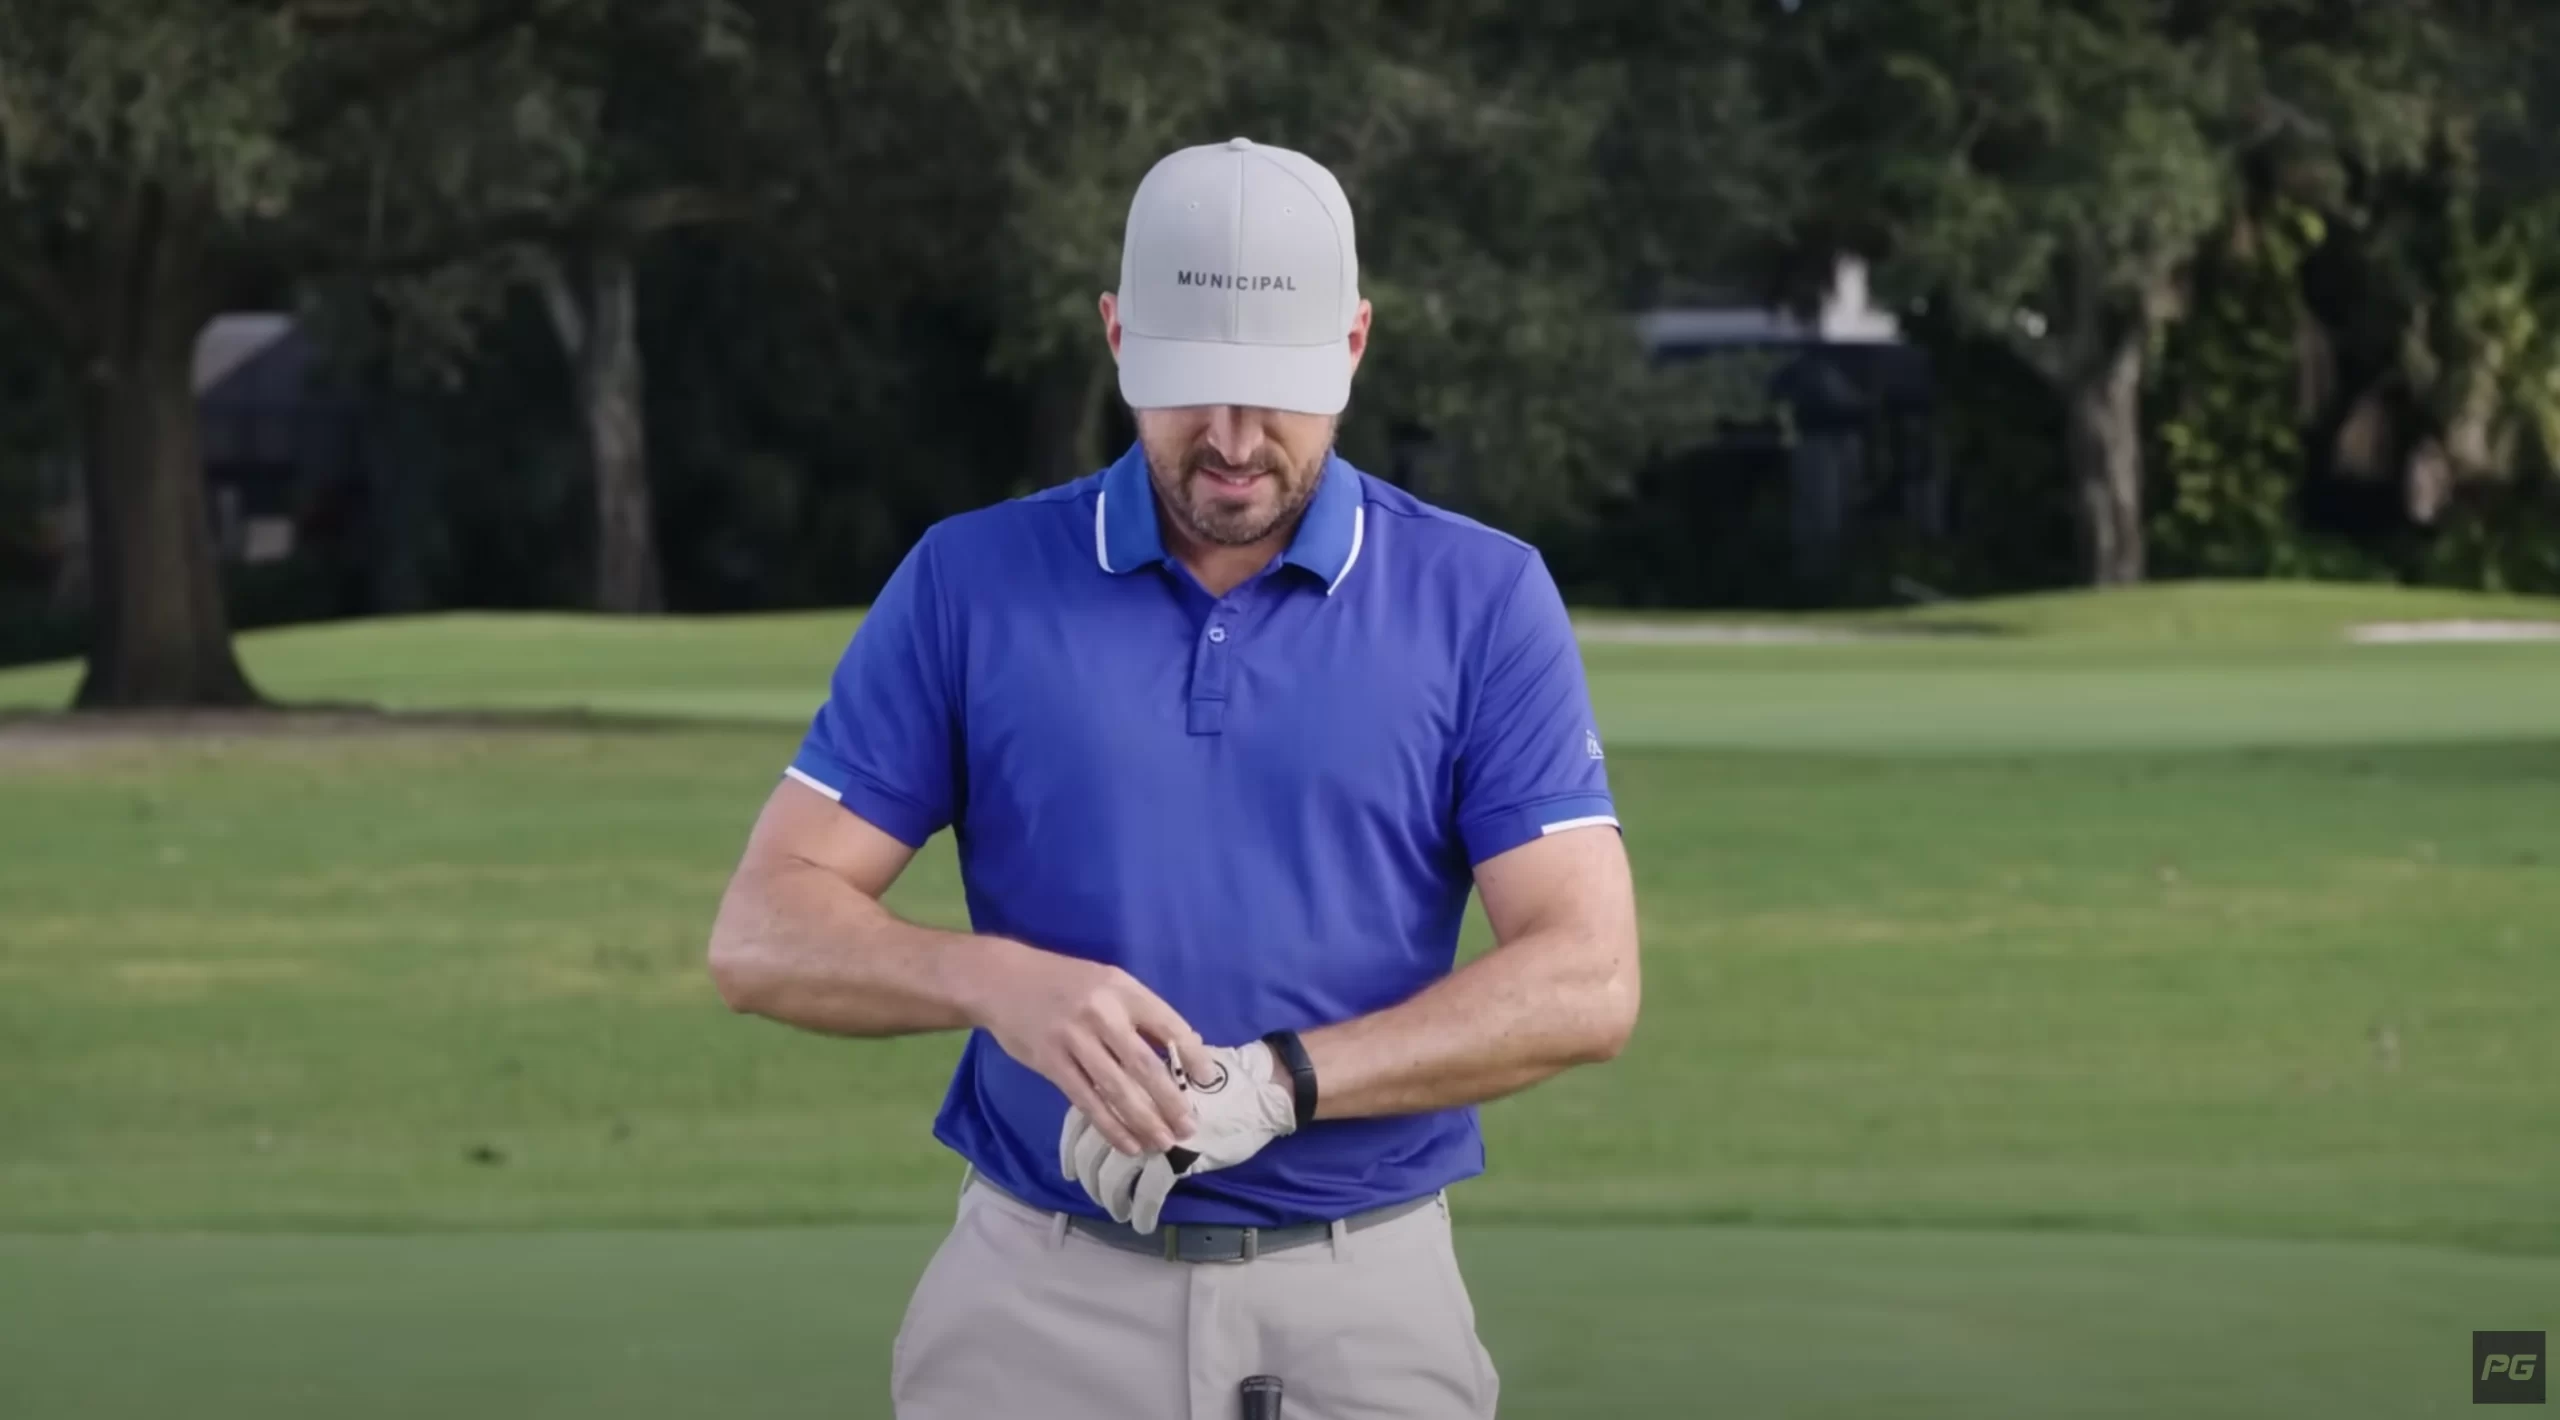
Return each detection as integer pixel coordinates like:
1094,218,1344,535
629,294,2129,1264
972,1175,1439,1264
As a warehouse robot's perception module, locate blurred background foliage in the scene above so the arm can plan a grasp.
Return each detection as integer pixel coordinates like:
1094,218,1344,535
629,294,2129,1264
6,0,2560,687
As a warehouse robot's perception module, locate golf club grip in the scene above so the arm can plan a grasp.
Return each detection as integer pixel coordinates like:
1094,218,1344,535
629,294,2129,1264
1240,1374,1283,1419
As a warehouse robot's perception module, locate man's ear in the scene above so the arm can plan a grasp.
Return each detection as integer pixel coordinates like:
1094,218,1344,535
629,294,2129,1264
1345,298,1373,377
1100,291,1123,362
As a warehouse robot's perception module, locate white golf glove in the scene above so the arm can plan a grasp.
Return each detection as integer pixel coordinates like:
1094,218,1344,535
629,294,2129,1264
1058,1039,1299,1234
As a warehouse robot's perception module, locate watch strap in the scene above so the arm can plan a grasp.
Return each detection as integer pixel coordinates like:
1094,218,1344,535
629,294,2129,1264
1260,1029,1319,1128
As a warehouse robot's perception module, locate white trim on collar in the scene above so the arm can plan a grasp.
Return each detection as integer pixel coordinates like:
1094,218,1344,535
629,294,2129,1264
1325,506,1366,596
1094,490,1112,573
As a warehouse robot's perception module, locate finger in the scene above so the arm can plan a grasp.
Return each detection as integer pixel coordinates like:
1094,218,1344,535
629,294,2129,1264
1072,1117,1118,1202
1123,991,1209,1069
1130,1155,1179,1235
1100,1020,1195,1144
1095,1145,1147,1225
1064,1035,1160,1153
1077,1027,1185,1153
1055,1051,1146,1156
1058,1106,1088,1183
1106,985,1215,1139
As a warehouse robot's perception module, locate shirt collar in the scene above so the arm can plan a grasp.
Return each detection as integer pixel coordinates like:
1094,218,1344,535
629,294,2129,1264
1093,442,1368,595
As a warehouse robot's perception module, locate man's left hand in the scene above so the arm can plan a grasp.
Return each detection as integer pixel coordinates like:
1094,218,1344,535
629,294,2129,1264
1059,1039,1298,1233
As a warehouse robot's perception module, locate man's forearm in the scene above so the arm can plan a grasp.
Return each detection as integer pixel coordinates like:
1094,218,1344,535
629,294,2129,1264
1300,926,1638,1120
707,855,1017,1037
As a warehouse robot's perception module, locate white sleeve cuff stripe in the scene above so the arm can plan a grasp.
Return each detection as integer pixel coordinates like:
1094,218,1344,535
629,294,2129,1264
1539,814,1619,835
783,765,843,802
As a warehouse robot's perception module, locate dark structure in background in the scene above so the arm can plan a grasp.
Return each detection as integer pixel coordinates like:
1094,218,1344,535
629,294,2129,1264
197,318,355,565
21,314,400,663
1557,261,1940,608
190,315,420,624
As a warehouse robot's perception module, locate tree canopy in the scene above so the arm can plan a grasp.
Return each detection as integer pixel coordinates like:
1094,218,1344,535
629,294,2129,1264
3,0,2558,697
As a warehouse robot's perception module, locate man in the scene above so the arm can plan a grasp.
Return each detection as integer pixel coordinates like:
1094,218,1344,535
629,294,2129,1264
707,136,1640,1419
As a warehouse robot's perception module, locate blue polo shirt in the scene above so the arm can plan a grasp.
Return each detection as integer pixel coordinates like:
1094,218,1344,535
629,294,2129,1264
785,442,1617,1226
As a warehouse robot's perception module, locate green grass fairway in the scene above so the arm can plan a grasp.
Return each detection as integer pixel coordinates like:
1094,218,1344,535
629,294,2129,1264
4,1226,2552,1420
3,583,2556,1417
8,581,2560,753
7,730,2558,1244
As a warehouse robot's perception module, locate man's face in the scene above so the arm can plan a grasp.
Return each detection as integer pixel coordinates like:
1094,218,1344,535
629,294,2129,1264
1133,405,1337,548
1099,288,1370,550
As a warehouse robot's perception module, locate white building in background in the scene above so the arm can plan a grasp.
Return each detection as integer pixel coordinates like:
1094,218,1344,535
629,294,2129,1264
1635,256,1903,351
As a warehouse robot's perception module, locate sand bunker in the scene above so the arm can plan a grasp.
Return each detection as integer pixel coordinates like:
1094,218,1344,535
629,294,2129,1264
2346,620,2560,644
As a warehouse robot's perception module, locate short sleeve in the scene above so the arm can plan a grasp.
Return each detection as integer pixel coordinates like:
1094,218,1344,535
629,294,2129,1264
1454,550,1619,865
784,532,961,848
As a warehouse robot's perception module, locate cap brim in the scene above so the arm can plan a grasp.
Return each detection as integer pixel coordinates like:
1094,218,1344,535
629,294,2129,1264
1116,333,1351,416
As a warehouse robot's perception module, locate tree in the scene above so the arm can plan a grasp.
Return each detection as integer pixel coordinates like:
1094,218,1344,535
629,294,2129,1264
1765,0,2442,586
2290,2,2560,566
913,0,1248,488
302,1,780,614
1805,2,2244,584
0,0,567,705
849,0,1751,522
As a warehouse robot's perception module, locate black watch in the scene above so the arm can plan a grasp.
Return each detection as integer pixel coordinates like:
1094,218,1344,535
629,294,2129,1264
1260,1029,1320,1127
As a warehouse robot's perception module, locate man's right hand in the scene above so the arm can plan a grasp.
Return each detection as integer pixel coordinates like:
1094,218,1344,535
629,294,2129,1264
960,941,1205,1155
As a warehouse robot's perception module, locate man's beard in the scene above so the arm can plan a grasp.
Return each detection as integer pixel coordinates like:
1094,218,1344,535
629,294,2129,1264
1142,433,1329,547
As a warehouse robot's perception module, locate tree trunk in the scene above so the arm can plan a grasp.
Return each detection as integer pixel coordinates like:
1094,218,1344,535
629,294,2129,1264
2061,331,2148,586
538,244,662,613
74,187,260,708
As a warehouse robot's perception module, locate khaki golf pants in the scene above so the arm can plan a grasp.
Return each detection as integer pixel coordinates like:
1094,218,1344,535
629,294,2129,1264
891,1170,1499,1418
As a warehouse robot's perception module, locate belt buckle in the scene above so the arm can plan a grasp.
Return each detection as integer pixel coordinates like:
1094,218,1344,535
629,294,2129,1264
1163,1223,1260,1263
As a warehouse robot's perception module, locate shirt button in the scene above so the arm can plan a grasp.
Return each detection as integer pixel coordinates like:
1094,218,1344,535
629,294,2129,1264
1207,626,1229,644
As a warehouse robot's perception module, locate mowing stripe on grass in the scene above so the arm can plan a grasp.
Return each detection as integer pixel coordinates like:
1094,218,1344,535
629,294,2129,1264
1,1225,2549,1420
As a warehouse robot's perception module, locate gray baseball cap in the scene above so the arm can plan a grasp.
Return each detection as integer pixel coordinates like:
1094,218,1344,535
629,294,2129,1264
1114,137,1362,415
